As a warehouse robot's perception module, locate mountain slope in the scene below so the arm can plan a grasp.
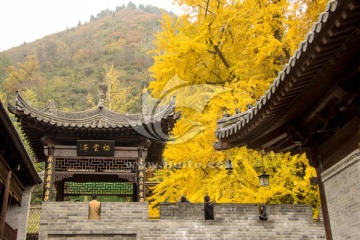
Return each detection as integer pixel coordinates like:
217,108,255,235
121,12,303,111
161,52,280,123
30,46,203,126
1,5,169,112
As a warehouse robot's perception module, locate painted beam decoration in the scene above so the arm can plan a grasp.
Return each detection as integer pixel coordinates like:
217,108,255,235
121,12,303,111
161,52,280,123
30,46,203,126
77,140,115,156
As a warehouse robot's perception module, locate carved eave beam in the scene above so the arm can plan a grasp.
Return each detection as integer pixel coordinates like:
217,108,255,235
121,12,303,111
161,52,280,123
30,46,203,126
54,172,136,182
318,115,360,170
138,138,151,148
303,91,350,126
41,136,60,146
290,69,359,157
213,139,246,151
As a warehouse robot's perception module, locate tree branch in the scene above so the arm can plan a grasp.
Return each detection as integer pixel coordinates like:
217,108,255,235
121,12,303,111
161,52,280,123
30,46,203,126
197,4,214,15
205,0,210,17
202,62,225,83
217,0,221,10
209,39,231,69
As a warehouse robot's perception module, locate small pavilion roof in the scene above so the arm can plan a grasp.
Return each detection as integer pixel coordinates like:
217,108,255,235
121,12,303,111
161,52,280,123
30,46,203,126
214,0,360,164
9,92,180,162
11,92,177,129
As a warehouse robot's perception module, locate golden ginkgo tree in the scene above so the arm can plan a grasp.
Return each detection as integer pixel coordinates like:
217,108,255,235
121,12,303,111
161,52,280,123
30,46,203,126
146,0,327,217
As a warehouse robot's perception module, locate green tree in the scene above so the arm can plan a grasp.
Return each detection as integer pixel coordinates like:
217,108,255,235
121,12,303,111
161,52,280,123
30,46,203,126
139,4,145,11
127,1,137,10
3,55,46,98
0,52,12,85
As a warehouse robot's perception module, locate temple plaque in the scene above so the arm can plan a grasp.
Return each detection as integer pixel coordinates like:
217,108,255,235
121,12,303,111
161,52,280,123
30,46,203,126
77,140,115,156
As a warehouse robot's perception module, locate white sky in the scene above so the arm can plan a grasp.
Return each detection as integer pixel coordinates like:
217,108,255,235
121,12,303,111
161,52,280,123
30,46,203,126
0,0,183,51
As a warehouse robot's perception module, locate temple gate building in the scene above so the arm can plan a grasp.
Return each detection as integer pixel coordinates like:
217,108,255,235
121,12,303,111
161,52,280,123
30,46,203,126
214,0,360,239
8,90,327,240
0,100,41,240
9,85,180,203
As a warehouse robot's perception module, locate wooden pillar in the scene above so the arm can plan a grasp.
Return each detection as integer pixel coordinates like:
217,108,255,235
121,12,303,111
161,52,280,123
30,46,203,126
310,145,333,240
316,168,332,240
0,171,11,238
43,146,55,201
137,146,146,202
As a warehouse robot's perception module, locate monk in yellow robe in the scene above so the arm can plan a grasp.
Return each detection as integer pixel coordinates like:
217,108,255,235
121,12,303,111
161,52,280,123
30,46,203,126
88,193,101,220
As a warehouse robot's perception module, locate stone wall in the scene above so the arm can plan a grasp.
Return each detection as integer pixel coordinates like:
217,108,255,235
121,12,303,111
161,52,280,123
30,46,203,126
39,202,325,240
321,149,360,240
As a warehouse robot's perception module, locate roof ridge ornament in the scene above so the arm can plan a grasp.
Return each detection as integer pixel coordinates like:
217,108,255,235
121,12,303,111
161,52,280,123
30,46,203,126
97,83,108,109
48,99,57,115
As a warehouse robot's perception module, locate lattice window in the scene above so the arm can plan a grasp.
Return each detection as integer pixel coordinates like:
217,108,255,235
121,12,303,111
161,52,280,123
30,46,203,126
64,182,133,196
55,157,137,173
65,195,133,202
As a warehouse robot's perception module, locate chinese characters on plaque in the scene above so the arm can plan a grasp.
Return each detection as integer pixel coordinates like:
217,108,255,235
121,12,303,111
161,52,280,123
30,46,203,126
43,156,53,201
138,158,145,202
77,140,115,156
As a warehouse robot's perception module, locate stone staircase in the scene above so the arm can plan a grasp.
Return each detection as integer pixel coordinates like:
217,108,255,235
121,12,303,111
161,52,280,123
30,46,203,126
39,202,325,239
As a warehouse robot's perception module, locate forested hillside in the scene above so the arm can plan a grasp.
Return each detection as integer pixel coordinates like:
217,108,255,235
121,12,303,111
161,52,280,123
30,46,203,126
0,3,169,113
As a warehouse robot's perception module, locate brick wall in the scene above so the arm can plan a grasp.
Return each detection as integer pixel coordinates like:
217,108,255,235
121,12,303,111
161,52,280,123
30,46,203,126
39,202,325,240
321,149,360,240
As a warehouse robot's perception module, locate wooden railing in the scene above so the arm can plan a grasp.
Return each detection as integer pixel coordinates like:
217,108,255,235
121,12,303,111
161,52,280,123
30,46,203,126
0,156,24,203
3,222,17,240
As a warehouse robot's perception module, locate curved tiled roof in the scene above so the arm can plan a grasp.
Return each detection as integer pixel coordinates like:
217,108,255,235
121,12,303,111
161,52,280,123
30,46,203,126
214,0,360,153
0,100,41,185
12,92,177,129
9,93,180,162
